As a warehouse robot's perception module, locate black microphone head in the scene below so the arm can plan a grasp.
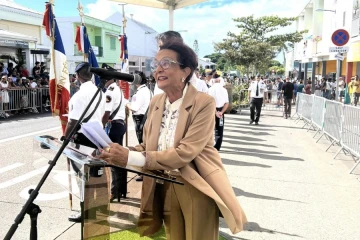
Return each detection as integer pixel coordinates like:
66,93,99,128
131,74,142,85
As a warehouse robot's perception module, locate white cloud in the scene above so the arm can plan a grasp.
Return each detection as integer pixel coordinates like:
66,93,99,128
86,0,310,58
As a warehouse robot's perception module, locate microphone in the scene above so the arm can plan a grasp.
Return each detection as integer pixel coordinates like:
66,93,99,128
89,67,142,84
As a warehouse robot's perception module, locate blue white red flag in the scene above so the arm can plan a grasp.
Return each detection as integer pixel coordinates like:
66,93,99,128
119,34,129,73
42,2,70,133
75,25,100,86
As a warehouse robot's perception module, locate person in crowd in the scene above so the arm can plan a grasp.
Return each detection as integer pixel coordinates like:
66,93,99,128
292,80,298,104
1,75,10,117
102,77,128,202
193,68,208,93
126,71,152,182
40,62,46,75
0,62,8,76
30,78,38,88
305,80,312,95
205,69,216,87
7,63,14,77
32,61,41,77
349,76,360,106
248,75,267,125
338,77,345,102
314,80,322,96
208,73,229,151
98,41,247,240
65,62,106,223
276,77,284,108
266,80,273,103
19,65,30,78
282,77,294,119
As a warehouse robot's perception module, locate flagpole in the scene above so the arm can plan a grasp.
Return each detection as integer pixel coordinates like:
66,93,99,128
118,3,129,147
49,0,58,116
77,0,86,62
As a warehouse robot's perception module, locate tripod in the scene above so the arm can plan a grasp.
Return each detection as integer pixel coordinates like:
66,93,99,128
4,78,107,240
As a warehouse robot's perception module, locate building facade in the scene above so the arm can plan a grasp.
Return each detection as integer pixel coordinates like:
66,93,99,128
288,0,359,84
0,0,50,73
57,15,122,74
106,12,158,76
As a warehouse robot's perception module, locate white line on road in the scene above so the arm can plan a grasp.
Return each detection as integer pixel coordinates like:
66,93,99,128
0,127,61,144
0,163,25,174
0,166,47,189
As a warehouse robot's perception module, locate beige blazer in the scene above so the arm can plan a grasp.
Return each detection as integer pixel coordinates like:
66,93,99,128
132,84,247,236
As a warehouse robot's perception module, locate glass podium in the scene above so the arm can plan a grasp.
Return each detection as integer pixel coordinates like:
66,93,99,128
33,136,182,240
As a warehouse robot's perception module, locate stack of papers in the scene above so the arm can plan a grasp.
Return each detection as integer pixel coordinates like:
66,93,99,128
81,121,112,149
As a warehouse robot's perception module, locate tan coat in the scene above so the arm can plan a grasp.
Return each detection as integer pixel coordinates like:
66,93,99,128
132,84,247,236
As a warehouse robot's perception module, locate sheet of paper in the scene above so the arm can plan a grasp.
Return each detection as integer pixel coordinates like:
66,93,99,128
81,121,113,149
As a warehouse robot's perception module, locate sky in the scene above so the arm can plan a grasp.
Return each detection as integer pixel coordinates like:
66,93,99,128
12,0,310,60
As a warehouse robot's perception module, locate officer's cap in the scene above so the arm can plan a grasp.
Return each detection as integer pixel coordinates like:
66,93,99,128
75,62,91,73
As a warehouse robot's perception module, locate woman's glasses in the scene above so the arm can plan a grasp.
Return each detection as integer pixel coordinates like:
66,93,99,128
151,57,182,72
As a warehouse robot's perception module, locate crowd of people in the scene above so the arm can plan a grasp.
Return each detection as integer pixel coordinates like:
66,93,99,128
0,61,51,117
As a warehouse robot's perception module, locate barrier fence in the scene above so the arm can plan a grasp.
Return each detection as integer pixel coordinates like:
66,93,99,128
294,93,360,174
0,88,51,118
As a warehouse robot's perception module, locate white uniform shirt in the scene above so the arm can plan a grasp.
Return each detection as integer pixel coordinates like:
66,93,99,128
68,81,105,127
104,82,128,120
154,73,206,95
248,80,267,98
208,82,229,108
129,84,152,115
31,82,37,88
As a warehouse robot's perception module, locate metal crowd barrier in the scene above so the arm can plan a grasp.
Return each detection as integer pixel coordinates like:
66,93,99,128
294,93,360,174
0,88,51,118
311,96,326,138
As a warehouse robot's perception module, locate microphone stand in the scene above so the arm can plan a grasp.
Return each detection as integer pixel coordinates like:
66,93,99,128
4,78,107,240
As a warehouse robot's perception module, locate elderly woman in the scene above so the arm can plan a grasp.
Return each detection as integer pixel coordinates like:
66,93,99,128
99,41,246,239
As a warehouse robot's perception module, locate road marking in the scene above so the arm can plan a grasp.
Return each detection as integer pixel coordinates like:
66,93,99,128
20,185,70,201
0,166,47,189
0,163,24,174
0,127,61,144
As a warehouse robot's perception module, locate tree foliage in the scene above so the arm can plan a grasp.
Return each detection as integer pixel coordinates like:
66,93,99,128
215,15,307,75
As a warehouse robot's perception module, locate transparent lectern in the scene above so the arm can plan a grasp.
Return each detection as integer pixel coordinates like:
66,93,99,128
33,136,182,240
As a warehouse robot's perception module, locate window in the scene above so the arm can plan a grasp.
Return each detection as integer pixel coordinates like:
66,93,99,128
110,37,116,50
343,11,346,27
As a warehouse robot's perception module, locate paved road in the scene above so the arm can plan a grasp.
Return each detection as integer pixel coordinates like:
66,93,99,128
1,110,360,239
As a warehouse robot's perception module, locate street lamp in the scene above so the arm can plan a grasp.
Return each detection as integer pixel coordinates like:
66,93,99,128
316,8,336,13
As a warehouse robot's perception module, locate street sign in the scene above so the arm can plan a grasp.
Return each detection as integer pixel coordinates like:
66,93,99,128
331,29,350,46
329,46,349,53
334,53,345,61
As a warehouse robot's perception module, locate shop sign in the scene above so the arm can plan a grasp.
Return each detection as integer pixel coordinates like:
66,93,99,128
0,38,29,48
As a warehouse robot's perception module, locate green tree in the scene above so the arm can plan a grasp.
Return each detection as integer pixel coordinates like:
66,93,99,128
231,15,307,63
203,52,227,71
215,15,306,75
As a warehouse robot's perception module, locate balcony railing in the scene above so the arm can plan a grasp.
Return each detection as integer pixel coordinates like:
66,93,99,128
74,45,103,57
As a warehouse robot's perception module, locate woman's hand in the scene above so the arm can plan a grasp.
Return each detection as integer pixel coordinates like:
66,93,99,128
98,143,129,168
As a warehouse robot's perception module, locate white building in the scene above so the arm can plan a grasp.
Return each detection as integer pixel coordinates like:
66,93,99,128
0,0,50,73
106,12,158,76
288,0,358,82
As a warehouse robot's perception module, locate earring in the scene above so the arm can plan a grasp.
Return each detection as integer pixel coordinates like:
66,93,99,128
181,77,185,82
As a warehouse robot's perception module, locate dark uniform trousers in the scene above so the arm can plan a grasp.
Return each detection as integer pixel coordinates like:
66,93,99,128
133,114,145,144
214,107,224,151
284,98,292,116
108,120,127,198
250,97,263,123
72,133,109,220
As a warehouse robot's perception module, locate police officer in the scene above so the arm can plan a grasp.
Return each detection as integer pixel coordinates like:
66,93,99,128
126,71,152,144
248,75,267,125
126,71,151,181
64,62,105,223
102,78,128,202
208,73,229,151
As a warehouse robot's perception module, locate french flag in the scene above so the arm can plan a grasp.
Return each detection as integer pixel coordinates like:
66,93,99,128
75,25,100,86
119,34,129,73
43,2,70,133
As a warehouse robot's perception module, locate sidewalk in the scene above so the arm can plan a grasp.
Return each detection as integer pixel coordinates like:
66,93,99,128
219,109,360,240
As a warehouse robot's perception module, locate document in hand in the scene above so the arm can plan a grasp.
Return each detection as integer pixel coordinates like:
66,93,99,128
81,121,112,149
